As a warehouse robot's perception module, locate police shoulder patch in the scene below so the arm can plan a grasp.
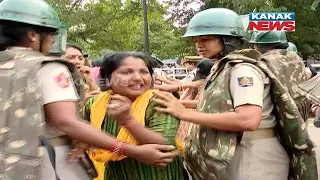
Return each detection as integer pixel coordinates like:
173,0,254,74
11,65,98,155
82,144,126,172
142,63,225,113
237,76,253,87
55,72,70,88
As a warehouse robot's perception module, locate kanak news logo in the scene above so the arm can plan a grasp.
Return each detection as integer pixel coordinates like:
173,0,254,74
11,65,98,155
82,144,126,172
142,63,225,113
249,12,295,32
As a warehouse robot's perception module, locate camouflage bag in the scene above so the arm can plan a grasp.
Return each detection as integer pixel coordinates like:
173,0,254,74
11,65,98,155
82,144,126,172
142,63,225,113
0,49,84,179
224,49,317,180
185,49,317,180
184,59,240,180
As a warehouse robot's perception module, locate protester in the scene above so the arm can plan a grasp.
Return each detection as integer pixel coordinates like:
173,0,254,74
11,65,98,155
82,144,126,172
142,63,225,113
80,52,185,180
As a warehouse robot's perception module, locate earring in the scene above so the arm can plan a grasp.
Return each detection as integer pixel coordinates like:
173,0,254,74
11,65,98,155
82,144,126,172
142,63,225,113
31,37,36,42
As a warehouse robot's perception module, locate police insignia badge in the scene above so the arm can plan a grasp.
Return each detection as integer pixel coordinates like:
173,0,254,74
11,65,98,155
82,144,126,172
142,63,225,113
237,76,253,87
55,72,70,88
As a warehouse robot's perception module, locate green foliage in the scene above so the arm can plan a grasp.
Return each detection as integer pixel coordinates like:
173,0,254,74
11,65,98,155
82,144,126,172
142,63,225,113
204,0,320,59
167,0,320,59
46,0,195,59
48,0,320,60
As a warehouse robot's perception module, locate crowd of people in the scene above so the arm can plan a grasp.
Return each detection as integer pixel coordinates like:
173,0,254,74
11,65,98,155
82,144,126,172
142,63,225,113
0,0,319,180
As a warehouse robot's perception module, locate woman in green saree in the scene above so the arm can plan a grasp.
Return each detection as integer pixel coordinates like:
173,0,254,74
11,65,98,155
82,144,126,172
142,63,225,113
83,52,184,180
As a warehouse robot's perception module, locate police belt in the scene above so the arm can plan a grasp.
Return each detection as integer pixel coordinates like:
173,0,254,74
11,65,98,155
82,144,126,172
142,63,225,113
46,136,71,147
245,128,276,140
39,136,71,180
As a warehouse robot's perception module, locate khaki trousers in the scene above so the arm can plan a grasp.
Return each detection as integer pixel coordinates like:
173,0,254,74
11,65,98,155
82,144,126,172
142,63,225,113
229,132,289,180
41,145,91,180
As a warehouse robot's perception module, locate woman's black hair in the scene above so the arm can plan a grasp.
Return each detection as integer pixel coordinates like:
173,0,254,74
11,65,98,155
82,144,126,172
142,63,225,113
222,36,248,56
190,59,215,99
92,52,116,67
0,20,57,51
91,58,102,67
193,59,215,81
99,51,154,90
66,43,84,54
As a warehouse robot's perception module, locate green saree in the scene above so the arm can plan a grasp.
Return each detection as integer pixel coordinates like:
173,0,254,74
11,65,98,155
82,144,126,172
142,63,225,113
84,95,184,180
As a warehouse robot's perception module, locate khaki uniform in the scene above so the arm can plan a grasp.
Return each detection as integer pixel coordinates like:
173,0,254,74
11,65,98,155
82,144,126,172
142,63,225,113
228,64,289,180
0,47,90,180
36,62,90,180
37,62,79,105
37,62,79,138
184,49,316,180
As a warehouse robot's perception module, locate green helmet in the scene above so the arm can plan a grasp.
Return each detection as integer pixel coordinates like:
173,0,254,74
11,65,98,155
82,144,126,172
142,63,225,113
0,0,67,54
50,28,68,55
183,8,246,38
249,31,287,44
0,0,65,29
287,42,298,53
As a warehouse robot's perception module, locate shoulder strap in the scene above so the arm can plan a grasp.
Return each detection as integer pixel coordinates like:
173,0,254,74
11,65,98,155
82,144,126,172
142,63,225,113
225,49,261,64
212,49,262,76
233,62,269,83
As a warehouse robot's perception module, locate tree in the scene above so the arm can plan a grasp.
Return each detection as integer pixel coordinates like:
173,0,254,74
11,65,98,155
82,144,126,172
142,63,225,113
166,0,320,59
47,0,195,59
163,0,203,27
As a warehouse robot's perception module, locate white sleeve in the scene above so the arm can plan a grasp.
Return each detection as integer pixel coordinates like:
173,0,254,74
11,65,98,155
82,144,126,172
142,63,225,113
36,62,79,105
230,64,264,108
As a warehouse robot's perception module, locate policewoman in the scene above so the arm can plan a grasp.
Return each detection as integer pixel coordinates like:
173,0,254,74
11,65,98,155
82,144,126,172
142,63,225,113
152,8,289,180
0,0,178,179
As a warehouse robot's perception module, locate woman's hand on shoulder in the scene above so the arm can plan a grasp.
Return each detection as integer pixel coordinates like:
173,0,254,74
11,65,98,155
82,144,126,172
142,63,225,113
151,91,187,119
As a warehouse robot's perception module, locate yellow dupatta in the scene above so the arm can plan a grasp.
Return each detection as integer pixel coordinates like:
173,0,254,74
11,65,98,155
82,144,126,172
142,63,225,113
88,89,184,177
89,89,156,162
